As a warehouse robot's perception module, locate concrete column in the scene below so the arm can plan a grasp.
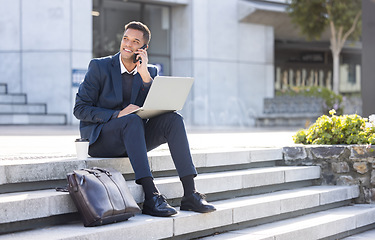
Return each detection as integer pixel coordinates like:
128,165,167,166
0,0,22,93
171,0,274,127
0,0,92,124
361,0,375,117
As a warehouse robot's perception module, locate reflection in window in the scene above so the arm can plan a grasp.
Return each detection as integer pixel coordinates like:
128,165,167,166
92,0,170,75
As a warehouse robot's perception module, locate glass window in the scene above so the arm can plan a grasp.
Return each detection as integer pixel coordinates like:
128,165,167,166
143,5,171,75
93,0,141,58
92,0,171,75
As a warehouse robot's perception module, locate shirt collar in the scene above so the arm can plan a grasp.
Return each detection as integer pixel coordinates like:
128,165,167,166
119,54,137,75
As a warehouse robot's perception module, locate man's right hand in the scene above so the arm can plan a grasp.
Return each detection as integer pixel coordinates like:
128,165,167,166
117,104,141,118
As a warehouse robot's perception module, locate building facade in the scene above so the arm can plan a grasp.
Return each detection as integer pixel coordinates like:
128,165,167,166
0,0,92,124
0,0,362,126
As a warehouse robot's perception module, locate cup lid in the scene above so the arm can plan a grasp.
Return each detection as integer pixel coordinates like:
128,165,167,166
75,138,89,142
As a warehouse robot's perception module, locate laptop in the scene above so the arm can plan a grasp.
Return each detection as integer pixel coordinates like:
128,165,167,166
129,76,194,119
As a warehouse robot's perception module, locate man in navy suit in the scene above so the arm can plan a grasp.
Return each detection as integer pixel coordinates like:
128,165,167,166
74,21,215,217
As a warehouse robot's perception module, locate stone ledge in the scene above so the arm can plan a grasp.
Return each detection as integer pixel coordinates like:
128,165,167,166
0,186,360,239
0,166,321,225
0,148,282,186
282,145,375,203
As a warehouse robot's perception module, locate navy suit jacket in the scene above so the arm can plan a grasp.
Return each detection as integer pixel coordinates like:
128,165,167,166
73,52,158,145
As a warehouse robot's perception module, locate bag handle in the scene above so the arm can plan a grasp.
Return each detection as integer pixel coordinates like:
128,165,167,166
91,167,112,176
57,168,113,193
55,185,69,192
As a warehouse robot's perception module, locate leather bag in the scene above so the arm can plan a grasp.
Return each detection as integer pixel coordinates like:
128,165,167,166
67,167,141,227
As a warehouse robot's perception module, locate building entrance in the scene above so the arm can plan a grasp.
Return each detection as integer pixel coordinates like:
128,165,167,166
92,0,171,75
275,41,361,94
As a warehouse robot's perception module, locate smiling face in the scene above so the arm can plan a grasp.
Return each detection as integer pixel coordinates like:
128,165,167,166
120,28,146,63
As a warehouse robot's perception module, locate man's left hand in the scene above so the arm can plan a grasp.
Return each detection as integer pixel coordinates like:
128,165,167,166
136,48,152,83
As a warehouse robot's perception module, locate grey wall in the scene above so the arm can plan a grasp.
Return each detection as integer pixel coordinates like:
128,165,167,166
361,0,375,117
0,0,274,127
0,0,92,124
171,0,274,127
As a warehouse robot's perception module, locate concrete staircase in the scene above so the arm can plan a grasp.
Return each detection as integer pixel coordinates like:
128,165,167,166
0,83,66,125
0,148,374,239
256,96,323,127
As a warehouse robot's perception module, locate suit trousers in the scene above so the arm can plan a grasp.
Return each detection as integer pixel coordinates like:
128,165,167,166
88,112,197,183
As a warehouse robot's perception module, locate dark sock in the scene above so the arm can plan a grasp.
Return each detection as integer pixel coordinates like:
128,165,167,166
139,177,159,200
180,175,196,197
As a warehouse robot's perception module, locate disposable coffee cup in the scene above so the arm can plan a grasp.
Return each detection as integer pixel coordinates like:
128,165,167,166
75,138,89,160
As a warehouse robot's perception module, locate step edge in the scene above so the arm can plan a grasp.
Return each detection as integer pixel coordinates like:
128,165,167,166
0,187,365,239
0,149,283,185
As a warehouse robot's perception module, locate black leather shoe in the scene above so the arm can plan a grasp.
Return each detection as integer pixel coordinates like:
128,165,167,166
180,191,216,213
142,194,177,217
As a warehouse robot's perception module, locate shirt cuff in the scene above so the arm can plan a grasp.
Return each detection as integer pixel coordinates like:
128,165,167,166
111,110,120,119
142,78,153,88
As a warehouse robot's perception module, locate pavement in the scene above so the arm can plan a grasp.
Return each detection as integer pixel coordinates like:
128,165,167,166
0,125,299,160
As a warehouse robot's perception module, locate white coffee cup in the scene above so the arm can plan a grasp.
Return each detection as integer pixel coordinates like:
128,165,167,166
75,138,89,160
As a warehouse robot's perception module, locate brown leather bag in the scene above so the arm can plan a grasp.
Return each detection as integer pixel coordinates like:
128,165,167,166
67,167,141,227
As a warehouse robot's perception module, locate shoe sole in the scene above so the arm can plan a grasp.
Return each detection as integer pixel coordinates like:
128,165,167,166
180,205,216,213
142,209,177,217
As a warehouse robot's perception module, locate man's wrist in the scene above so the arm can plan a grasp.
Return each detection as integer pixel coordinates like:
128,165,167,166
141,71,152,83
143,77,153,87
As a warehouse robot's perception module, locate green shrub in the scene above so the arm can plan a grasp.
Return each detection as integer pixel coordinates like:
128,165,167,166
293,110,375,145
276,86,343,115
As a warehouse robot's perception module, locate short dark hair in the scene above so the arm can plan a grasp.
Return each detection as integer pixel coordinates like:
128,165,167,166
124,21,151,45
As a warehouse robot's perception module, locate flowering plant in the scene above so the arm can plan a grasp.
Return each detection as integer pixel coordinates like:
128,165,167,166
293,110,375,145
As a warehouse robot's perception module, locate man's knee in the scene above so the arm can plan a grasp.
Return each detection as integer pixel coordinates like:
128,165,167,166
118,114,144,127
165,112,184,124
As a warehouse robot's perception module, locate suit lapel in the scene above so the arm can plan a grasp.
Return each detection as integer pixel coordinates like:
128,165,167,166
111,53,123,103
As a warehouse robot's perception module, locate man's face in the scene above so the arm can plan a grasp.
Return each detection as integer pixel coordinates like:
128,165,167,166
120,28,145,61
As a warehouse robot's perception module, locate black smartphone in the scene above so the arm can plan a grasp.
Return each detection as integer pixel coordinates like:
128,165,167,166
133,44,147,63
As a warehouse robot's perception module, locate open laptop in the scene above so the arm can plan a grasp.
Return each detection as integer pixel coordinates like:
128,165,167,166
129,76,194,119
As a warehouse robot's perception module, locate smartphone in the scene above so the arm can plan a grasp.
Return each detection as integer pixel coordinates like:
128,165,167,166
133,44,147,63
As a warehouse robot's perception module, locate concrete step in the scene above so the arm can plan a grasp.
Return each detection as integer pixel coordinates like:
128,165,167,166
0,185,361,240
0,148,282,189
0,94,26,104
200,204,375,240
256,113,319,127
0,165,321,226
0,85,65,125
0,84,6,94
342,228,375,239
0,113,66,125
0,103,46,114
